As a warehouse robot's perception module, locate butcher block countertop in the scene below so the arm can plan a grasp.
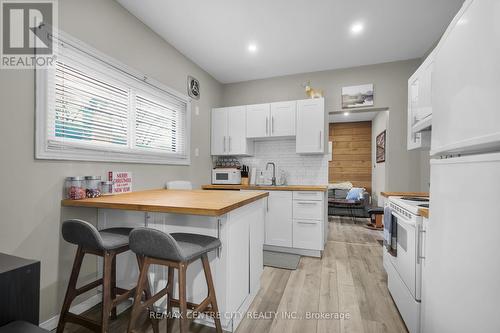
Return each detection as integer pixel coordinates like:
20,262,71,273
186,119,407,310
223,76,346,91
201,184,328,191
419,208,429,218
381,192,429,198
61,189,269,216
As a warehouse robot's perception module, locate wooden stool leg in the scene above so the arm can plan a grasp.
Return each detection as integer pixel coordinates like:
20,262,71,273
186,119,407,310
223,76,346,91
128,256,149,333
57,246,85,333
110,255,117,320
101,251,114,333
201,254,222,333
134,255,159,333
166,266,174,333
178,262,189,333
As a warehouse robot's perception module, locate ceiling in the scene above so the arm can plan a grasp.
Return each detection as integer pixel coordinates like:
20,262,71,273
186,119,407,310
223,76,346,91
117,0,463,84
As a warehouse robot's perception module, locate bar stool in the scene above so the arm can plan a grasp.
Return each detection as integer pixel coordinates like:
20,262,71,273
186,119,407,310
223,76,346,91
128,228,223,333
58,219,158,333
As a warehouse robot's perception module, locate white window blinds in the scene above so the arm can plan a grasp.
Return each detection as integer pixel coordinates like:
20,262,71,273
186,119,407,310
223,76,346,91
37,33,191,165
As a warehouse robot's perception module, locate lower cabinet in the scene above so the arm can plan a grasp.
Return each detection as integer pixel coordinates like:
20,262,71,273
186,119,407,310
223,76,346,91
265,191,293,247
264,190,325,252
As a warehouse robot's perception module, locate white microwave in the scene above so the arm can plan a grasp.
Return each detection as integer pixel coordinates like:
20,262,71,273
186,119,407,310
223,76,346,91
212,168,241,185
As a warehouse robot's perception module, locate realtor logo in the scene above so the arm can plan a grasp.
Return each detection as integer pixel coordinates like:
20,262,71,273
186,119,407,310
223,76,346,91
1,0,57,68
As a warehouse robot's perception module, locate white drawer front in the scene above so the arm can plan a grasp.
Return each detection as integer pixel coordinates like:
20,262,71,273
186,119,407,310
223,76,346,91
293,200,322,220
293,219,322,250
292,191,323,201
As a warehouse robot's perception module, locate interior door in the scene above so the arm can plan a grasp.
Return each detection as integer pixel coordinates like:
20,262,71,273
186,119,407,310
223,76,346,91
246,103,270,138
296,98,325,154
211,108,227,155
227,106,247,154
270,101,296,137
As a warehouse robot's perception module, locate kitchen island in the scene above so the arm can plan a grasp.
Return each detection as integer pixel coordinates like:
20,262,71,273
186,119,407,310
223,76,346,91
62,189,269,332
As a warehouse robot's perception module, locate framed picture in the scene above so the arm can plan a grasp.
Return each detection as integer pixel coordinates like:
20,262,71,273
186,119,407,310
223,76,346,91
187,75,200,100
376,130,386,163
342,84,374,109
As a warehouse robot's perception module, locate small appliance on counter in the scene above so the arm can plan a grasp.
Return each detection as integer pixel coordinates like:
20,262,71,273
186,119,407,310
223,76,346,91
212,168,241,185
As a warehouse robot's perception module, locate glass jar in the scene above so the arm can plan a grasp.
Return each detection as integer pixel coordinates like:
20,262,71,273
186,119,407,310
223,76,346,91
84,176,102,198
99,181,113,195
65,176,86,200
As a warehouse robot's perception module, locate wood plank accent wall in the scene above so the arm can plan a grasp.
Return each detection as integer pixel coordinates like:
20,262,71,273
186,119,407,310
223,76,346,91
329,121,372,192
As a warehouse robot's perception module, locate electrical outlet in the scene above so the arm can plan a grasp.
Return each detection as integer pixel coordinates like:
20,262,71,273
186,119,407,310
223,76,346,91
194,148,199,157
195,106,200,115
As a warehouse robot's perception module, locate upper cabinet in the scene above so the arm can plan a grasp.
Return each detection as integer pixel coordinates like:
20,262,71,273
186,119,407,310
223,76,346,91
211,106,253,156
296,98,327,154
408,50,434,150
212,98,325,156
246,101,296,138
246,104,271,138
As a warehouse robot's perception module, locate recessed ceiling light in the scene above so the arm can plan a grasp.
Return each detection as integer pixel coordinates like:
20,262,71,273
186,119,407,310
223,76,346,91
350,22,364,35
344,112,350,116
247,43,258,53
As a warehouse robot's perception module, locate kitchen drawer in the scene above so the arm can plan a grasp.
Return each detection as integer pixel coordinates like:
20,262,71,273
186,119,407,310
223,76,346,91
293,219,322,250
293,200,322,220
292,191,323,201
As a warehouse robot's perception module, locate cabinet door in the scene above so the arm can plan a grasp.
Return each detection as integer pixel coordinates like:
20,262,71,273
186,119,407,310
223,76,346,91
293,219,322,250
211,108,227,155
296,98,325,154
265,191,293,247
270,101,296,137
246,103,270,138
227,106,249,154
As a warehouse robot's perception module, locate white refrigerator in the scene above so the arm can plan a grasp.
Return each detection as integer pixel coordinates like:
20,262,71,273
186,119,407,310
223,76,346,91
421,0,500,332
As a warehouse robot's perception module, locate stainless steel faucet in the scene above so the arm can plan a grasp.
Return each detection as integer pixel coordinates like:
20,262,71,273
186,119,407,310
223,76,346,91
266,162,276,186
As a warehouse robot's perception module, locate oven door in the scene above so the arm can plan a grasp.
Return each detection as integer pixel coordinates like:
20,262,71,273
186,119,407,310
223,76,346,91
391,209,418,299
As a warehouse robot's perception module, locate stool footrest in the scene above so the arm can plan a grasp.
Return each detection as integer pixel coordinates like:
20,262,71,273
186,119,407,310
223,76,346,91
112,287,136,307
65,312,100,332
169,297,214,314
75,278,103,296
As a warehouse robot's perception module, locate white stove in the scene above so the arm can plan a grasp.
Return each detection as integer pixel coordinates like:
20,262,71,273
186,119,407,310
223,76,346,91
389,196,429,216
384,195,429,333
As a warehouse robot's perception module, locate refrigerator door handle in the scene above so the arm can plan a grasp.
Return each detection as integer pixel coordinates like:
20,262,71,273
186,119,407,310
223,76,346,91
417,225,426,263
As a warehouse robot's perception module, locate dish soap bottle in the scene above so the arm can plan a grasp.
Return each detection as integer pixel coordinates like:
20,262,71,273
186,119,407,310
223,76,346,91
257,171,265,185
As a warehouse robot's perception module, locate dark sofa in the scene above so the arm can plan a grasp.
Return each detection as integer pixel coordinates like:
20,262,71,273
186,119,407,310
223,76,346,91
328,188,371,218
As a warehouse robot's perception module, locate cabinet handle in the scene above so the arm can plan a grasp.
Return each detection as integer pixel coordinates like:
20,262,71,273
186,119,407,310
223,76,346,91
223,136,226,152
266,117,269,136
297,201,317,205
297,192,316,195
271,116,274,135
297,220,318,225
229,136,232,151
319,131,322,149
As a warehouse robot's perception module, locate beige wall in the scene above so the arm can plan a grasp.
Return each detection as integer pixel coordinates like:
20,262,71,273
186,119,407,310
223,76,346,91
0,0,222,322
221,59,431,197
372,111,389,205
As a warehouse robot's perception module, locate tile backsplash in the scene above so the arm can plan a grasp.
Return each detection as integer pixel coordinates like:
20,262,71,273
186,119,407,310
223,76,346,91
236,138,328,185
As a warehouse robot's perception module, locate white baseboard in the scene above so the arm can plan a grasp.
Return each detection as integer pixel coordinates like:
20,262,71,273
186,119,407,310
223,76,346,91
39,294,102,331
263,244,322,258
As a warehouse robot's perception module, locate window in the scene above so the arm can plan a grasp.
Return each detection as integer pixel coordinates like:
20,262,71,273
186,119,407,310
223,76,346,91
36,32,191,165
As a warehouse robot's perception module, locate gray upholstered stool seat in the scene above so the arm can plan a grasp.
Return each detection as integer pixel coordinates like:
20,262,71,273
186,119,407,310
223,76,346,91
130,228,221,262
0,321,49,333
62,219,132,250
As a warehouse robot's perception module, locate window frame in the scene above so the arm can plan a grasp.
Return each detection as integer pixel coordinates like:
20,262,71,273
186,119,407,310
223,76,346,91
35,30,191,165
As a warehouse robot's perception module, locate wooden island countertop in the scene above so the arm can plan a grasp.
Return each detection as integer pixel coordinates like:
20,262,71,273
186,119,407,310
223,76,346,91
202,184,328,191
61,189,269,216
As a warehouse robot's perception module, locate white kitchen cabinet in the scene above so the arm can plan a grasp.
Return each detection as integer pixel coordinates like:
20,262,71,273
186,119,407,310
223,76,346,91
296,98,326,154
270,101,296,137
246,103,270,138
211,106,253,156
265,191,293,247
293,219,323,251
246,101,296,139
407,51,434,150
